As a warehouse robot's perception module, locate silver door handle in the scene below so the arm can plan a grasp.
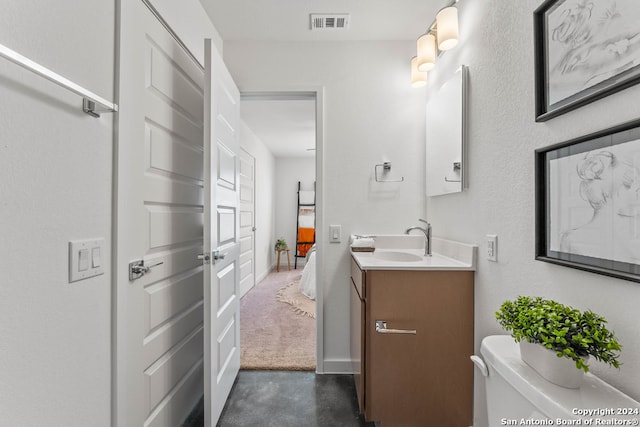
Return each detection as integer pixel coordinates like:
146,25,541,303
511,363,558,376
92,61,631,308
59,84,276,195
375,320,416,335
129,260,164,281
197,253,210,264
213,250,225,260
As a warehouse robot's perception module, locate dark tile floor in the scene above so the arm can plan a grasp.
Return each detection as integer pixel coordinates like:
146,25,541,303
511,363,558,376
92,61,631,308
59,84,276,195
183,370,374,427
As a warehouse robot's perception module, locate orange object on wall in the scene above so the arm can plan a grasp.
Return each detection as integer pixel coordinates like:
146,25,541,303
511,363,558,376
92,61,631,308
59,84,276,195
297,227,315,256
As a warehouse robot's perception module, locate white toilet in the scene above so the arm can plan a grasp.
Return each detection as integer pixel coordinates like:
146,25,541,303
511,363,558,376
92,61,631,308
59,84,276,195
475,335,640,425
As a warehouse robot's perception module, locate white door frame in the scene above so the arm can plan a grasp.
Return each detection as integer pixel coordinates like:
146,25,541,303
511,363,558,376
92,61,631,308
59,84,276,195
240,88,325,372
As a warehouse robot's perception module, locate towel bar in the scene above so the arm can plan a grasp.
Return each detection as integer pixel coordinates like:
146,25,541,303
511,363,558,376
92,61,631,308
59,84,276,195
374,162,404,182
0,42,118,117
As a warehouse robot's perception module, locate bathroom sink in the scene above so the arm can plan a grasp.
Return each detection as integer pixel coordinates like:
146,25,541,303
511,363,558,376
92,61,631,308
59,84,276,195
350,235,477,271
372,251,423,262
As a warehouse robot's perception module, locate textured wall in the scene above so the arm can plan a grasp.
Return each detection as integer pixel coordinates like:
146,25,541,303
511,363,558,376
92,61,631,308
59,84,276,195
425,1,640,425
0,1,115,425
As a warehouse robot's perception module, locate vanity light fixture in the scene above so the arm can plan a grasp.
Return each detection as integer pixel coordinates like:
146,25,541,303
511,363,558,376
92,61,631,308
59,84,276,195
411,56,428,88
411,1,460,87
417,32,437,72
436,6,459,51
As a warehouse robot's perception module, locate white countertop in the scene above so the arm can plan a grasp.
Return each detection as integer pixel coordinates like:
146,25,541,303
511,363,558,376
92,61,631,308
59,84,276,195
350,235,477,271
352,249,474,271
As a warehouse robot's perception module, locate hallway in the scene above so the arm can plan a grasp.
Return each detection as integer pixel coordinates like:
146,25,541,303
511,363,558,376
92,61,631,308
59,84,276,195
183,371,372,427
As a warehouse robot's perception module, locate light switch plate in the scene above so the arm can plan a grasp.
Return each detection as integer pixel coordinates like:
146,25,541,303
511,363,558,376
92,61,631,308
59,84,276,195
487,234,498,262
329,225,341,243
69,238,105,282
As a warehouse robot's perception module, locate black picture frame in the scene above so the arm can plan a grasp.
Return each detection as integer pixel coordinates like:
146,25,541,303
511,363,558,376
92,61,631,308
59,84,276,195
535,119,640,283
534,0,640,122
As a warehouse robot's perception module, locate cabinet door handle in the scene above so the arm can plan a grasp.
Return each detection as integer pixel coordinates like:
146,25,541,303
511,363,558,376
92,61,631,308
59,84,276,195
375,320,416,335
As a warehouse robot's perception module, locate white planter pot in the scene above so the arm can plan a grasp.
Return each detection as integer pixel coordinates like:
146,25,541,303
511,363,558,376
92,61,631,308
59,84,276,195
519,341,587,389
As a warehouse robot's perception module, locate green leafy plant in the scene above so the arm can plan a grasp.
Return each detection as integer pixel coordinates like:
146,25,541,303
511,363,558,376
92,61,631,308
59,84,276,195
274,238,288,251
495,296,621,372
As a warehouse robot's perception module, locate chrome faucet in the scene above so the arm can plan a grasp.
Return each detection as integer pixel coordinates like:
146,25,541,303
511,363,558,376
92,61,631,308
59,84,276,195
405,219,432,257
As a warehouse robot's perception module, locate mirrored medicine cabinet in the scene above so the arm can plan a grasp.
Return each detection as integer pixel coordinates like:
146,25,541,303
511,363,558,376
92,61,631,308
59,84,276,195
426,65,468,197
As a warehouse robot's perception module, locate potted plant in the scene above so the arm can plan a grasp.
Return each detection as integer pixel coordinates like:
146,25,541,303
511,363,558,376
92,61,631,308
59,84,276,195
495,296,621,388
274,238,288,251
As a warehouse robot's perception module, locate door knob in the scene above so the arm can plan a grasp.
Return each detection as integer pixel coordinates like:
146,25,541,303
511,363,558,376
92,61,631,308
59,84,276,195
213,250,225,260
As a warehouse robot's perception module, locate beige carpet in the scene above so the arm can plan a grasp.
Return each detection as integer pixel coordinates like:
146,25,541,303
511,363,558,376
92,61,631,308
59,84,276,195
240,269,316,371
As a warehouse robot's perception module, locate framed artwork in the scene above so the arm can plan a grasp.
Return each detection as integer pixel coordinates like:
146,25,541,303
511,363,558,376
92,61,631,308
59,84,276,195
534,0,640,121
535,119,640,282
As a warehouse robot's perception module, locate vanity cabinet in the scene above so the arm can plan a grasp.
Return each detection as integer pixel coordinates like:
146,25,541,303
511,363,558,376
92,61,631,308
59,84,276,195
350,256,474,427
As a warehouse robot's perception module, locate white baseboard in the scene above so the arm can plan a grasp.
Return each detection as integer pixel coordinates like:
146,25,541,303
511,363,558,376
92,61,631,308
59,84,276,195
319,358,353,374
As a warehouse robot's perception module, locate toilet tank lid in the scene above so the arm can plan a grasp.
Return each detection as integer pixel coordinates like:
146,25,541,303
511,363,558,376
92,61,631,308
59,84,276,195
480,335,640,420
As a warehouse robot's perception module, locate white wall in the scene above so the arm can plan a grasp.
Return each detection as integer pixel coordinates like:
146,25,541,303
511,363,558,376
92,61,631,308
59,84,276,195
275,157,316,269
240,121,277,284
0,1,114,425
424,1,640,426
224,41,427,371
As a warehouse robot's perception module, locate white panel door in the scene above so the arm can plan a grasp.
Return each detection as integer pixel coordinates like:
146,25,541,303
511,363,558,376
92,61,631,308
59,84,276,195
239,148,256,297
203,38,241,425
116,2,205,426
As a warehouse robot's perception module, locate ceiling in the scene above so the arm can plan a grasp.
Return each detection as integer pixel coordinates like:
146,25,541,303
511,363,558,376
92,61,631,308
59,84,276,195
241,96,316,158
200,0,448,42
200,0,447,157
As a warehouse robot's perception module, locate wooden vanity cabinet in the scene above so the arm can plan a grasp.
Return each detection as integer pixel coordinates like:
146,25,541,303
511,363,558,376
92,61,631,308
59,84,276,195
350,256,474,427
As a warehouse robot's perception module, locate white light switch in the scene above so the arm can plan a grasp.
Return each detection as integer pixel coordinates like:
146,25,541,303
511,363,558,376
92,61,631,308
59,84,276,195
329,225,341,243
69,238,105,283
92,247,101,268
487,234,498,262
78,249,89,271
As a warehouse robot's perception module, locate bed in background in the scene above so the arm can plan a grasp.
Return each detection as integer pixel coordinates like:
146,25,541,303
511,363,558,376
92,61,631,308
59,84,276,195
299,244,316,300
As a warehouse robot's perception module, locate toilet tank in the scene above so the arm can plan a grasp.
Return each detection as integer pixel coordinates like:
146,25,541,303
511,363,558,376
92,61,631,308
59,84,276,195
480,335,640,425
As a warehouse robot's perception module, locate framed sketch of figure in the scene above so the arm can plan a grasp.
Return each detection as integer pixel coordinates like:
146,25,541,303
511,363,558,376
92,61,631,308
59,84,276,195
536,119,640,282
534,0,640,121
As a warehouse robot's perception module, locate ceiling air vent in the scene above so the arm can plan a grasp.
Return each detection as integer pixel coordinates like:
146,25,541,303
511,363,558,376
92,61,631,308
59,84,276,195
310,14,350,31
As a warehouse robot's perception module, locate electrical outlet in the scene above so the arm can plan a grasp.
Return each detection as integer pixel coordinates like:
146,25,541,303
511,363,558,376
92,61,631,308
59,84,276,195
487,234,498,262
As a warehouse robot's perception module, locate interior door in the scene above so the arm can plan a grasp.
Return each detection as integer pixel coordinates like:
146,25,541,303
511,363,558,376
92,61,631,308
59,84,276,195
116,2,206,426
239,148,256,297
203,38,242,425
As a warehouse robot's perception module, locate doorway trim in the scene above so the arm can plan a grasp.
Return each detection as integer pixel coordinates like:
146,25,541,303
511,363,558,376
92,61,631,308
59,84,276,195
240,87,325,373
